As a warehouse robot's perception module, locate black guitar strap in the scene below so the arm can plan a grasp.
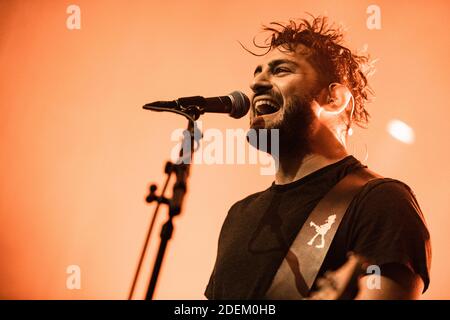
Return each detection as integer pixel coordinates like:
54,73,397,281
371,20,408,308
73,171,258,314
265,168,382,299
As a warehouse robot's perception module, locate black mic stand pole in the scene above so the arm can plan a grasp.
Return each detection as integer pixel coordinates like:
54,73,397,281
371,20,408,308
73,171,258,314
143,107,201,300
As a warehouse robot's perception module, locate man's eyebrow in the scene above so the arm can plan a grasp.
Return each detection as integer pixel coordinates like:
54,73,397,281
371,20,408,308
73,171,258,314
253,59,300,76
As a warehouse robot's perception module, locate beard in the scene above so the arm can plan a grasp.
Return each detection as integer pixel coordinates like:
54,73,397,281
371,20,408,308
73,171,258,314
247,94,316,158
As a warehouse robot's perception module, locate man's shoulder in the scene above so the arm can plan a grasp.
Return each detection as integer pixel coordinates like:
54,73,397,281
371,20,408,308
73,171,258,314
235,191,266,204
229,188,271,212
351,175,429,235
357,176,419,206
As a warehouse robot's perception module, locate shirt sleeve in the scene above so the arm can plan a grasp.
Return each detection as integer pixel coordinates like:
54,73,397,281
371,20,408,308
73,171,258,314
349,179,432,292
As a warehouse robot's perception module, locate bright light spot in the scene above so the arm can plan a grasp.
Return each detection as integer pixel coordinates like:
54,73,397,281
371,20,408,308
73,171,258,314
387,119,415,144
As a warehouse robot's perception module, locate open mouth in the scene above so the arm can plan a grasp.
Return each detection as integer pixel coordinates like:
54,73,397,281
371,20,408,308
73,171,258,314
254,99,281,116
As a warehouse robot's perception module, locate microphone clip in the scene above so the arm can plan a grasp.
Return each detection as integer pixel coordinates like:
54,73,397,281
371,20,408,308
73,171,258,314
143,103,204,121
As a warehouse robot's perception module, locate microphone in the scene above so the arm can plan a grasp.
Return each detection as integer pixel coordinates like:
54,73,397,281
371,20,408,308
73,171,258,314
143,91,250,119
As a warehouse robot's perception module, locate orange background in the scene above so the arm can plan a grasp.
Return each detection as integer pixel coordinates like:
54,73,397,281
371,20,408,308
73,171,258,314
0,0,449,299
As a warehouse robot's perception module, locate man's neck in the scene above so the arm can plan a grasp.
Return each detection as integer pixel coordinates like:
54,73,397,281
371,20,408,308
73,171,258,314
274,126,349,185
274,153,348,185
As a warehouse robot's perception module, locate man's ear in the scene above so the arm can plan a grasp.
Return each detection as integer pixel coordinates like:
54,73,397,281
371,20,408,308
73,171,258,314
321,83,352,115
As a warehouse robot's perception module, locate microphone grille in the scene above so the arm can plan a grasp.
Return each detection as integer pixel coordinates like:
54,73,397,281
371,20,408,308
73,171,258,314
228,91,250,119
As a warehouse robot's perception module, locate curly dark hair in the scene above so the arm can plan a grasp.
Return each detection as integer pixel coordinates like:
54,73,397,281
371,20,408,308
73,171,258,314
245,15,373,128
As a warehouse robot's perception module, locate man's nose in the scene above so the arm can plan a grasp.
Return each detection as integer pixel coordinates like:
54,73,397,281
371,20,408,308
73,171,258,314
250,73,273,95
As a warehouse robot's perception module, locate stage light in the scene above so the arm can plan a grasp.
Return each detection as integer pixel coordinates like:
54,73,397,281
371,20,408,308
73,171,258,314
387,119,415,145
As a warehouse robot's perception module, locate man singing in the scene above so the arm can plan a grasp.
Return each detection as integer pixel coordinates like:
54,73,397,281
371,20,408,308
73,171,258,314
205,16,431,300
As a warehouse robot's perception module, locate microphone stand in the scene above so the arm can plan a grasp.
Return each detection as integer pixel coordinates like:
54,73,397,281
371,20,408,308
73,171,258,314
131,105,202,300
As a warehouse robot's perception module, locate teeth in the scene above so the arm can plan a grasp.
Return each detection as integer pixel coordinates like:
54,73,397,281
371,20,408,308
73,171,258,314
254,99,279,115
254,100,279,109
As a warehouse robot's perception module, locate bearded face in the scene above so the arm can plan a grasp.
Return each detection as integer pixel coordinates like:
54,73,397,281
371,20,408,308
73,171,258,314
248,46,321,156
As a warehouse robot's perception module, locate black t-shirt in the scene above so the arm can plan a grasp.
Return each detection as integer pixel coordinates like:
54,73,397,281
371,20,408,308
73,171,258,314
205,156,431,299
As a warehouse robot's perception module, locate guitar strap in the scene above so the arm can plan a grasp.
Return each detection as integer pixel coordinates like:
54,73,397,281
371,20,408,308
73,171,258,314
265,167,382,299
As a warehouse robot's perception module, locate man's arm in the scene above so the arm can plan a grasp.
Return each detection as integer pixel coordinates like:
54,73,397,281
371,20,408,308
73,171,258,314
348,179,431,297
309,258,424,300
355,263,423,300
